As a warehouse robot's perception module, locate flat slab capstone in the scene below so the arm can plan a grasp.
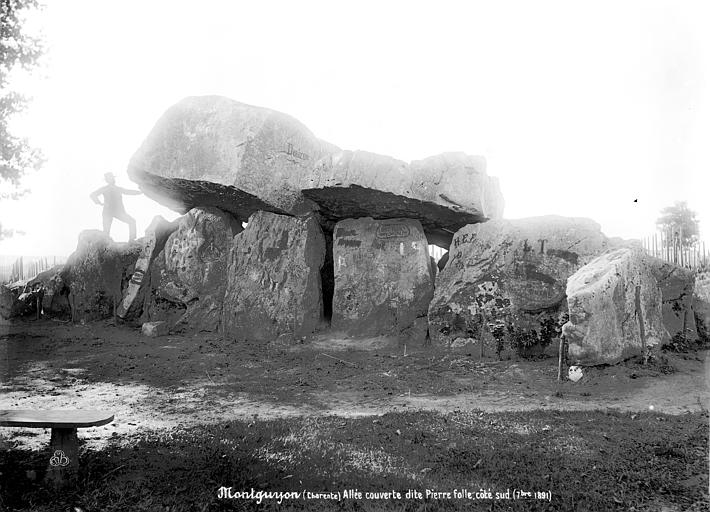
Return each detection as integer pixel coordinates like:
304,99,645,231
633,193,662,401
127,96,504,248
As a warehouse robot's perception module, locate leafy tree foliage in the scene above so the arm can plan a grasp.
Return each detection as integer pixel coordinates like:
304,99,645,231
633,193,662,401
656,201,700,247
1,0,45,190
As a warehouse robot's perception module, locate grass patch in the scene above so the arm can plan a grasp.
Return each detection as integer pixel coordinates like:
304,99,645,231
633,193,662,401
0,410,707,511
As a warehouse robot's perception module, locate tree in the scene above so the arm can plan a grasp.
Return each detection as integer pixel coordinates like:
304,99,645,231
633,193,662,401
0,0,45,192
656,201,700,248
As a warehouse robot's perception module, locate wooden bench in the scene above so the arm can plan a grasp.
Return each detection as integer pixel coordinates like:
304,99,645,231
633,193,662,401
0,409,114,488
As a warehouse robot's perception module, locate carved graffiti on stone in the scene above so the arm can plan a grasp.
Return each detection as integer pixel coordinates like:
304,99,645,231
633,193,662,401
375,223,411,240
130,269,145,285
286,142,309,160
452,232,476,248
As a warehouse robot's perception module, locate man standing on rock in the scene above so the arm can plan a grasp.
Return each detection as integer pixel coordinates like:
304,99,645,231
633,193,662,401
90,172,142,241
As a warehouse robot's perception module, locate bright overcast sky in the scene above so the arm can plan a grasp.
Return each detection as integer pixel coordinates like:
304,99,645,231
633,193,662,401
0,0,707,258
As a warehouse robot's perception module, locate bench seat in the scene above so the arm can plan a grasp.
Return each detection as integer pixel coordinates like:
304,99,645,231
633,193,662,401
0,409,114,428
0,409,114,489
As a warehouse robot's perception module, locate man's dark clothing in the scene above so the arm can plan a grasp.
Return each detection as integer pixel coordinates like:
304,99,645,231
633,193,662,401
91,183,138,241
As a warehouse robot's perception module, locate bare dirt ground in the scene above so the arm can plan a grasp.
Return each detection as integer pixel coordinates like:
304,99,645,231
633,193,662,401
1,318,708,452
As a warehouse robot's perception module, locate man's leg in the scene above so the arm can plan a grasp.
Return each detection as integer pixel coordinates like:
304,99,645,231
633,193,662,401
115,211,137,241
102,212,113,236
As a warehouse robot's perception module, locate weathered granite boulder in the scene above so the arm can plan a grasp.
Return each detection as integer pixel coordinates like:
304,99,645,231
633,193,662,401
428,216,608,352
65,231,142,322
331,217,434,339
34,268,71,317
0,267,69,320
148,207,242,331
693,272,710,343
128,96,503,249
649,259,698,342
303,151,504,248
221,211,326,341
117,216,178,320
562,248,668,365
127,95,340,219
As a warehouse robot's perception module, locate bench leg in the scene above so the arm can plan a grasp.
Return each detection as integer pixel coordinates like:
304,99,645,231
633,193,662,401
44,427,78,489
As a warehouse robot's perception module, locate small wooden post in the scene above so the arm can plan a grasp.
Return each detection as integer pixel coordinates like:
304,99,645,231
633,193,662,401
557,335,566,381
44,427,79,489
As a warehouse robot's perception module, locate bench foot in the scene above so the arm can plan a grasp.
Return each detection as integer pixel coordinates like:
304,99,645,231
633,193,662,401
44,427,78,489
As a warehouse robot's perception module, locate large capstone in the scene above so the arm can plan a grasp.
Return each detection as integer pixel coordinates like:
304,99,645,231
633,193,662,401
649,258,698,342
303,151,504,248
117,216,178,320
428,216,608,351
221,211,325,341
128,96,504,248
65,231,142,322
331,217,434,340
127,96,340,218
562,248,668,365
148,207,242,331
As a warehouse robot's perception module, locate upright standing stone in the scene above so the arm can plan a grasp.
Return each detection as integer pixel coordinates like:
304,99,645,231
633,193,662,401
221,211,325,341
150,207,242,331
332,217,433,339
562,248,668,365
693,272,710,343
65,231,142,322
117,216,178,320
649,259,698,342
428,216,608,350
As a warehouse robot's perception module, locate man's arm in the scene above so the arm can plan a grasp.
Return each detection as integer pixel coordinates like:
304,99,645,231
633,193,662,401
89,186,105,205
118,187,142,196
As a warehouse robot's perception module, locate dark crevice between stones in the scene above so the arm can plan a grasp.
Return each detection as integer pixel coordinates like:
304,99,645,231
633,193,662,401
314,213,336,326
320,227,335,324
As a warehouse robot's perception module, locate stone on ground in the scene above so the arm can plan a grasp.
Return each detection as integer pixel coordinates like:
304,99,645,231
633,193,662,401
117,216,178,320
141,320,168,337
149,207,242,331
331,217,434,340
428,216,608,352
562,248,668,365
64,231,142,322
221,211,325,341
